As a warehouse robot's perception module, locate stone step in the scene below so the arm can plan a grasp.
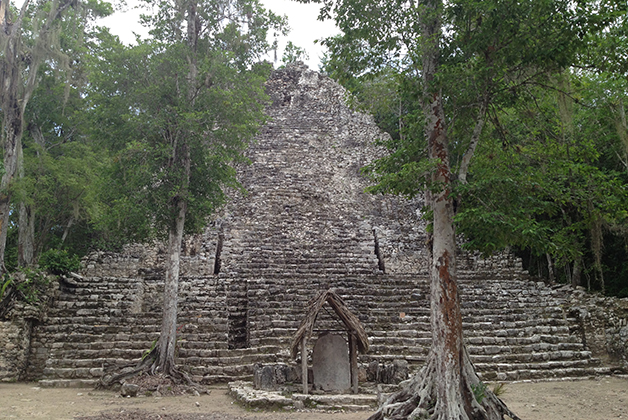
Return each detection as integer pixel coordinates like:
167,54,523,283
478,365,613,382
465,334,583,346
470,350,593,364
367,345,428,356
198,374,253,385
461,322,571,334
360,354,428,365
292,392,378,408
466,342,586,356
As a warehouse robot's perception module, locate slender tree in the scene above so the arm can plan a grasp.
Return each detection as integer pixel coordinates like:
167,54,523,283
92,0,284,382
0,0,110,269
16,68,104,262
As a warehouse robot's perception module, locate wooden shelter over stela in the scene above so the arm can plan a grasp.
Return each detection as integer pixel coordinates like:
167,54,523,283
291,289,369,394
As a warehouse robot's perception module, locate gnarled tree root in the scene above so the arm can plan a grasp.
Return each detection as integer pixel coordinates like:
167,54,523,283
368,351,521,420
97,347,197,390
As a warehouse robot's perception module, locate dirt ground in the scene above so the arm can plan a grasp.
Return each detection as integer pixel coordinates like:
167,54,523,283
0,377,626,420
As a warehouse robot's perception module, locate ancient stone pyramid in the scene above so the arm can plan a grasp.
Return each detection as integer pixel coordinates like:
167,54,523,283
20,63,612,387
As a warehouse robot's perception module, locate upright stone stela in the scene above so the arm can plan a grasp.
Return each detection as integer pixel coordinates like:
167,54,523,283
312,333,351,392
15,63,618,387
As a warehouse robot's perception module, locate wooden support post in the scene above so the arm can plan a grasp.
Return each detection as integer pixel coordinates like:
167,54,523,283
349,333,358,394
301,337,308,394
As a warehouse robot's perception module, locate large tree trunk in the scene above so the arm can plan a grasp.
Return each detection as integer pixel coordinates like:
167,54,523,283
0,126,20,270
148,128,192,379
0,20,24,270
18,203,35,267
368,1,519,419
17,140,35,267
153,195,187,376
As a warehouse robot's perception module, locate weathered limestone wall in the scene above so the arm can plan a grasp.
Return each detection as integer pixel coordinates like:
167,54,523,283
20,274,232,385
5,268,626,384
568,288,628,366
0,318,32,382
0,279,56,383
211,62,447,281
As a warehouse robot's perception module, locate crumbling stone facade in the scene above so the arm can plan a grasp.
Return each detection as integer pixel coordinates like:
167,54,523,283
0,290,54,382
1,63,627,385
567,287,628,366
0,318,32,381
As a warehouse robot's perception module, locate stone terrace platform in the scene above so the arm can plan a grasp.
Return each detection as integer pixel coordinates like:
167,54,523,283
25,270,614,387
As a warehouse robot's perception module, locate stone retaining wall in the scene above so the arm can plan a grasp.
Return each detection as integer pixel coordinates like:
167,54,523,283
567,287,628,366
0,318,32,381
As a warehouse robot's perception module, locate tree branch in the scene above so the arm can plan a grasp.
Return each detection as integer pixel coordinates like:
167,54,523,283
458,94,489,184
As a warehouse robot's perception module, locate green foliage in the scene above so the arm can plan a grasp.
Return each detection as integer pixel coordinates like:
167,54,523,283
454,73,628,293
0,0,114,269
318,0,628,295
142,339,158,361
86,0,283,245
321,0,604,199
19,76,106,256
39,249,81,275
358,72,433,198
492,382,506,397
0,277,12,302
471,381,487,404
281,41,309,66
1,268,50,305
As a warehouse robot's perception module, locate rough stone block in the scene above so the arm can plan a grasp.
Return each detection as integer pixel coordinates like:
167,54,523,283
312,333,350,392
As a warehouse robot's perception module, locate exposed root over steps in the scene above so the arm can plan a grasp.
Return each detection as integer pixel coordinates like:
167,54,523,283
367,351,521,420
97,347,201,394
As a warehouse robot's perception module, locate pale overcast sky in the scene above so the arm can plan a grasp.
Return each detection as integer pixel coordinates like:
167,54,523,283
97,0,339,70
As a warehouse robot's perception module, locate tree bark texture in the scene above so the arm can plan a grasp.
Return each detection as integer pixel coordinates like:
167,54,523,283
17,140,35,267
152,0,199,374
546,253,555,284
17,202,35,267
154,196,187,375
458,97,488,184
0,15,25,268
572,258,582,288
149,138,192,380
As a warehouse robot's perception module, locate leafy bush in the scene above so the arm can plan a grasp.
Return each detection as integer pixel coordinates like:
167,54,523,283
0,268,49,305
39,249,81,275
15,268,50,303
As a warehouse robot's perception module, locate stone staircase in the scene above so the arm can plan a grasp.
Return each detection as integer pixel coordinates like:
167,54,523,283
245,273,606,382
27,270,610,387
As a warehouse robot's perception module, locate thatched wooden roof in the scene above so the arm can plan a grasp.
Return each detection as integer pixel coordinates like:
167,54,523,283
290,289,369,359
